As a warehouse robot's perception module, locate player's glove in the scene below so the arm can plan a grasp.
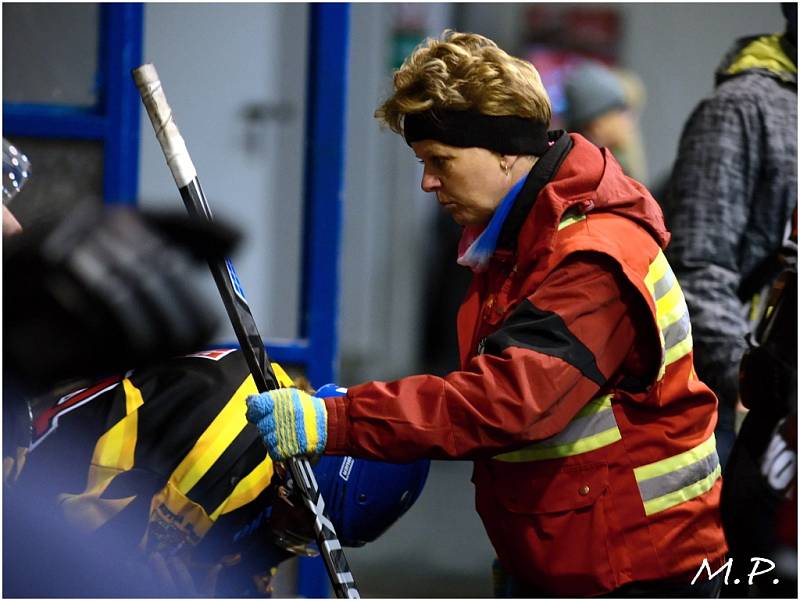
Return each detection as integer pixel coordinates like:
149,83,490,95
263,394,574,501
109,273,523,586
3,202,239,391
246,388,329,461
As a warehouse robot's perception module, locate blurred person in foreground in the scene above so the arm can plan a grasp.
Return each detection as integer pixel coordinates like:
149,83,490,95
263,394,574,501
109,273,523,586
246,30,727,597
2,137,237,392
2,138,429,597
663,5,797,469
4,348,428,597
563,61,649,184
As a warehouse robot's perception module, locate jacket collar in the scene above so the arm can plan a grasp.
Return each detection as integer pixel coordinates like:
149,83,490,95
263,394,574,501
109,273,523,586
716,33,797,87
512,133,670,270
496,130,572,250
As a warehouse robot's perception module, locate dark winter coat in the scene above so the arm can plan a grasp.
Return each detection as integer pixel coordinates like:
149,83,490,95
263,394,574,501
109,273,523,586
664,33,797,411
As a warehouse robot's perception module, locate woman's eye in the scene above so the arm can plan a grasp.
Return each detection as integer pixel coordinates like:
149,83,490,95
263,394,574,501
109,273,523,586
417,157,449,170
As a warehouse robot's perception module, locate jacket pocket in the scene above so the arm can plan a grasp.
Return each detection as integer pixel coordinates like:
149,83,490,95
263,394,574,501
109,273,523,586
497,462,608,513
476,460,617,595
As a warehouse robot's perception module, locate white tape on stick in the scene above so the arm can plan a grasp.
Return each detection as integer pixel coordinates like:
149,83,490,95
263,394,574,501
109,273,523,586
132,64,197,188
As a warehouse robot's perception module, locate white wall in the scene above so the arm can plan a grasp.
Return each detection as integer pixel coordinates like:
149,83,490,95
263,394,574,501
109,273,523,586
459,3,783,187
620,3,783,185
340,4,453,384
138,3,307,342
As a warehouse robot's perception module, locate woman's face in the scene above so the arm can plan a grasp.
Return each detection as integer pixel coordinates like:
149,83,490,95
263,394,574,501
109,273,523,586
411,140,511,226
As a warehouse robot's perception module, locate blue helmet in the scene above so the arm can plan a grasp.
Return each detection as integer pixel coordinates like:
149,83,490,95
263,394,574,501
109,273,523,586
311,383,429,546
267,455,430,556
313,454,430,547
267,383,430,554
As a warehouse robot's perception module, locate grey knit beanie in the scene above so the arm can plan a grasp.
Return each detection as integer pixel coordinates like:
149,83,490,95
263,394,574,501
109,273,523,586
564,62,627,131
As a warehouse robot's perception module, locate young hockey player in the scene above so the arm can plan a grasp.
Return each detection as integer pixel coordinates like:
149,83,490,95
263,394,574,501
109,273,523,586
3,348,428,597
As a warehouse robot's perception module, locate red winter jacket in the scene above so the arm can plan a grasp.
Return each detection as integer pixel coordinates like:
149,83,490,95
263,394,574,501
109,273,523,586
325,133,727,595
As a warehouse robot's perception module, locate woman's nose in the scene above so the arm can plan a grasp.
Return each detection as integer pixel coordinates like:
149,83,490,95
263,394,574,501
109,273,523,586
421,172,440,193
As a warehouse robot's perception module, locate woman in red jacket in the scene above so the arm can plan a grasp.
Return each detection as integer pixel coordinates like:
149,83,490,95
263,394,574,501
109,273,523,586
247,30,728,597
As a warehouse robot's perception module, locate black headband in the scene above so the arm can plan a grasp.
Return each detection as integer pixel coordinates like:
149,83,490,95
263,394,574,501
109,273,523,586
403,110,550,156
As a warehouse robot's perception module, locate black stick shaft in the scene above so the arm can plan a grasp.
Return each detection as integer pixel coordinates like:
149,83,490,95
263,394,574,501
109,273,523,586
133,63,359,599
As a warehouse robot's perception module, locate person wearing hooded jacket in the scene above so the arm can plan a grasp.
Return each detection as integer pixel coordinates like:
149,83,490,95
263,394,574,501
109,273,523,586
663,5,797,468
246,31,727,597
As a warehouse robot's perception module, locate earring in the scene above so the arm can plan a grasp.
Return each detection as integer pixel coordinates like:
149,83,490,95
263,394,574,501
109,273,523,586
500,160,509,175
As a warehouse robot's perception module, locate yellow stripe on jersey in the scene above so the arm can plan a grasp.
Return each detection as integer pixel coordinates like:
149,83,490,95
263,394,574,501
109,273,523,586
207,362,290,520
270,362,295,388
171,374,256,495
58,378,144,530
93,378,144,469
210,455,274,520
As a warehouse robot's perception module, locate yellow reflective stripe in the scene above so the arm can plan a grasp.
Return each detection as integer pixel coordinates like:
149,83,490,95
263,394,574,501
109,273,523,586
643,251,670,294
657,284,692,366
642,465,721,516
634,435,716,481
494,427,621,462
494,394,620,462
655,284,685,329
575,393,612,417
210,455,274,520
171,375,254,494
558,214,587,231
655,326,667,381
749,292,762,322
634,435,720,515
644,250,694,376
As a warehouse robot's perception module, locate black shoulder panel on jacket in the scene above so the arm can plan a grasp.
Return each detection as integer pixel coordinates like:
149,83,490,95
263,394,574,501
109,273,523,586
482,299,606,386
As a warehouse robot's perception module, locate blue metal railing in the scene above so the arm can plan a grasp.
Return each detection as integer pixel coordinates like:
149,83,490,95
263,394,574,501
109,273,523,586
2,3,143,205
3,3,351,597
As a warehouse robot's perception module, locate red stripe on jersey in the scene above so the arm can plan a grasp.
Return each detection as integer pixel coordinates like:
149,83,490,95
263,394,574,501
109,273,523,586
31,375,123,449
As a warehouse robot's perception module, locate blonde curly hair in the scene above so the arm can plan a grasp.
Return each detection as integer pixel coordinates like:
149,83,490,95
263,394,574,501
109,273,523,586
375,30,552,135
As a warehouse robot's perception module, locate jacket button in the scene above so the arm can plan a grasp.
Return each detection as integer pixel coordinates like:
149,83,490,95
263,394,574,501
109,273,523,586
579,485,590,496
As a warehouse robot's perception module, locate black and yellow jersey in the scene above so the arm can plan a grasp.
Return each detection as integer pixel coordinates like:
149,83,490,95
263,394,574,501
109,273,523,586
9,348,294,596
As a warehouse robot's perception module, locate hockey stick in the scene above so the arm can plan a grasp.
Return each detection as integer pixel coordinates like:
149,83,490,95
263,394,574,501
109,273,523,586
132,63,359,599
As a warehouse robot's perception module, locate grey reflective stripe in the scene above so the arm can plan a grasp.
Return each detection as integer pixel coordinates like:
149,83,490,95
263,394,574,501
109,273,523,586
652,268,676,301
637,450,720,503
644,250,694,378
634,435,721,515
493,394,621,462
663,310,691,351
538,404,617,447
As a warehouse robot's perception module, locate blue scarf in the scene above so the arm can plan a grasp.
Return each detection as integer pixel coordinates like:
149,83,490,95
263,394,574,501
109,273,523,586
457,175,527,273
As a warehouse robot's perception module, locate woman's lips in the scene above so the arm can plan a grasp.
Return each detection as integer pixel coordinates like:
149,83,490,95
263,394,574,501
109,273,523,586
438,195,457,210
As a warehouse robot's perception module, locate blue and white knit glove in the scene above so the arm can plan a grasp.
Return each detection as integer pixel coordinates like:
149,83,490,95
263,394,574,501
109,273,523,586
246,388,328,461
